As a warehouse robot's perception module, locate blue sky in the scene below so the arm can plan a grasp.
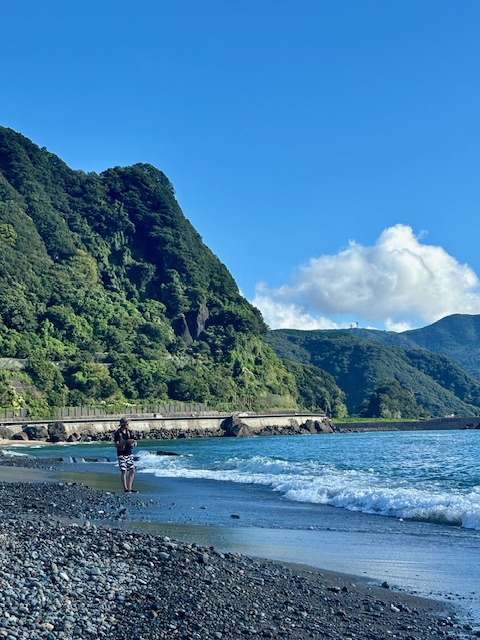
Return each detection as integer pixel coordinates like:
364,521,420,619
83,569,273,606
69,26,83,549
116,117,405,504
2,1,480,331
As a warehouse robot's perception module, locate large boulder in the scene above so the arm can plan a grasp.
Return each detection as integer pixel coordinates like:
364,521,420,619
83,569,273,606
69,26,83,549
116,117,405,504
11,431,29,441
0,426,17,440
23,425,49,441
67,424,97,442
300,420,318,434
314,419,335,434
221,414,255,437
48,421,68,442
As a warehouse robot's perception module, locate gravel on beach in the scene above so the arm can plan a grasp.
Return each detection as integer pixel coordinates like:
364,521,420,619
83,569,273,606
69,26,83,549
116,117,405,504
0,455,478,640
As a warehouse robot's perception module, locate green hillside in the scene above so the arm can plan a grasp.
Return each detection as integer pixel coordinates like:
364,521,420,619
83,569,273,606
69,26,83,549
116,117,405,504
347,315,480,379
0,126,324,416
404,315,480,379
267,329,480,417
4,126,477,421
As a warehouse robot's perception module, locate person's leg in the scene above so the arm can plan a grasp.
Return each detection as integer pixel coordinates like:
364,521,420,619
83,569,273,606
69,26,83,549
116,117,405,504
118,457,129,491
127,467,135,491
125,455,136,492
121,469,129,491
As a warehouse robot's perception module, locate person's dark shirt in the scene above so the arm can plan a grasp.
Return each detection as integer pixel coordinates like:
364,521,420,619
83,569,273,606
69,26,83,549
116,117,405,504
114,428,134,457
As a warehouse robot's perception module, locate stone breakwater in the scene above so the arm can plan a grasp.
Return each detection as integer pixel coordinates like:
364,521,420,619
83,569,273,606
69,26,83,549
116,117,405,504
0,459,477,640
0,412,334,443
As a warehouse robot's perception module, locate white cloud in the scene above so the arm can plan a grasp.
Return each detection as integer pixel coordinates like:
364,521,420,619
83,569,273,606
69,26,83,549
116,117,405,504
252,224,480,331
385,319,413,332
253,284,345,330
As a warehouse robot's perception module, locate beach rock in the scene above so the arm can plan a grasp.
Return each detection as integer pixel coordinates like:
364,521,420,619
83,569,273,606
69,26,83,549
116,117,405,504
0,457,474,640
11,430,29,440
300,420,318,434
48,421,68,442
221,414,254,437
23,425,49,440
0,427,14,439
314,419,335,434
300,419,335,434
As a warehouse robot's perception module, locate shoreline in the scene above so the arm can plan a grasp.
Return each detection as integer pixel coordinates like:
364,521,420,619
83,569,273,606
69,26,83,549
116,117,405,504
0,455,478,639
2,413,479,449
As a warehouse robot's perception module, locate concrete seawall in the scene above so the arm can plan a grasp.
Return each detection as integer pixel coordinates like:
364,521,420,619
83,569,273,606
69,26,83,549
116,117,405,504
3,414,477,443
0,413,334,442
333,416,480,432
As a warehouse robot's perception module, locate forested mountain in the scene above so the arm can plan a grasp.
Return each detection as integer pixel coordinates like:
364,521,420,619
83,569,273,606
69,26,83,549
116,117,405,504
3,126,479,421
0,126,346,416
347,315,480,380
267,329,480,418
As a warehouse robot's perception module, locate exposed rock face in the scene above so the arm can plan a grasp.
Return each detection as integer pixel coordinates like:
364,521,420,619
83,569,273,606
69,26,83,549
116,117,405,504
186,303,210,339
175,305,211,345
173,315,194,346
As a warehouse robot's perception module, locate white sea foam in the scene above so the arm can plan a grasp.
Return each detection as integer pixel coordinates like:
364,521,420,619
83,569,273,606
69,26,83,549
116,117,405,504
135,449,480,530
1,449,30,457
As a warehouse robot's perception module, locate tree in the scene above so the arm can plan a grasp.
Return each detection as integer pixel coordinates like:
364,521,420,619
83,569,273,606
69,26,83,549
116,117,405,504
0,223,17,246
359,380,429,419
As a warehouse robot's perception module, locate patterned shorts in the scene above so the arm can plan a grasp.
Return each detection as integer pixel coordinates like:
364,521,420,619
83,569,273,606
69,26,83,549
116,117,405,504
118,454,135,471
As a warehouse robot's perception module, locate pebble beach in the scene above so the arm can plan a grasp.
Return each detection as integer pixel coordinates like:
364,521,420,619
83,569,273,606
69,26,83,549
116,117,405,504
0,453,478,640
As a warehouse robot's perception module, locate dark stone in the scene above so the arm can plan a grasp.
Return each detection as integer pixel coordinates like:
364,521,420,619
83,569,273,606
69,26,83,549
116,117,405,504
314,419,335,434
172,315,193,346
23,425,49,440
221,414,254,437
301,420,318,434
48,421,68,442
11,431,29,440
185,303,210,340
10,431,28,440
0,426,15,439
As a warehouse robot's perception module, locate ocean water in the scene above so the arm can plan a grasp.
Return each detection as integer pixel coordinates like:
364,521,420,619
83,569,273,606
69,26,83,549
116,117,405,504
5,429,480,625
133,429,480,531
17,428,479,530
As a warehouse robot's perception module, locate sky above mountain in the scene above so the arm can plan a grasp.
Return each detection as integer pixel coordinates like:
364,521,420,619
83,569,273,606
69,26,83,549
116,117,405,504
2,1,480,331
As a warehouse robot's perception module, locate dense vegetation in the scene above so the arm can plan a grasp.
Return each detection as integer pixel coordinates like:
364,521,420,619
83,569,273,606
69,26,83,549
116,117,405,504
267,329,480,418
3,126,480,421
348,315,480,379
0,126,342,416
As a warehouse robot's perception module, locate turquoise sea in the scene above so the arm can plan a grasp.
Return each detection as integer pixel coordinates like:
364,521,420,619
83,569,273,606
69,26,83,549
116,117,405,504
4,429,480,626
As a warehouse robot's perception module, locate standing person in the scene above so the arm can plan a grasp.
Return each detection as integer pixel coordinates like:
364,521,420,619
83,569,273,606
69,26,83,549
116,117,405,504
114,417,138,493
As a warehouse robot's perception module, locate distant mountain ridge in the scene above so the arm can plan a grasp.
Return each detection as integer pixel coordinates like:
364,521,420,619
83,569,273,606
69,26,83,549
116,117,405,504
347,314,480,379
267,316,480,418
